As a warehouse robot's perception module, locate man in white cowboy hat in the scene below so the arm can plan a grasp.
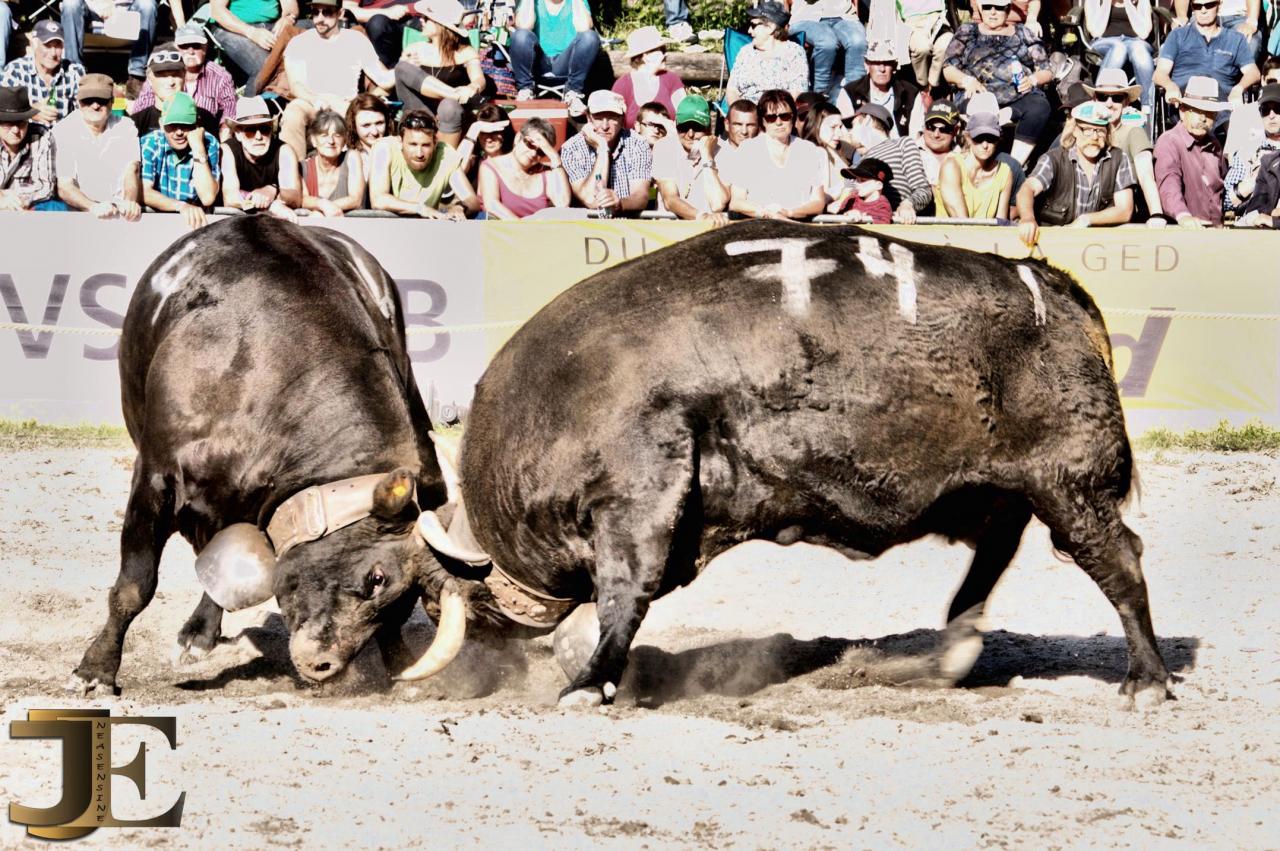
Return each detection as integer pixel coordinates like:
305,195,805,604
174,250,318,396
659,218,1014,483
1154,0,1259,106
52,73,143,220
834,39,924,139
1016,100,1136,246
281,0,394,159
510,0,601,118
221,95,302,218
790,0,868,99
1154,74,1229,226
0,85,58,210
1085,67,1165,221
0,20,86,126
1226,82,1280,211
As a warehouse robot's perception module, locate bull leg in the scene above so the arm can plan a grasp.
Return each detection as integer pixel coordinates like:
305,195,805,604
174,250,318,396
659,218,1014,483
73,463,174,694
934,496,1033,685
176,593,224,664
1031,491,1172,706
559,452,694,707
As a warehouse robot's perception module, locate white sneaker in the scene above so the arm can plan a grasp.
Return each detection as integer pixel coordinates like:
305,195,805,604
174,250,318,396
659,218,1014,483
516,88,535,102
668,21,696,43
564,90,586,118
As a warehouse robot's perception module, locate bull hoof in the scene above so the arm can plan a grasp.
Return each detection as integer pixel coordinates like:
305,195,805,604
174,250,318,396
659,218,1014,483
173,643,210,667
1118,676,1174,711
552,604,600,681
66,672,117,698
558,687,605,708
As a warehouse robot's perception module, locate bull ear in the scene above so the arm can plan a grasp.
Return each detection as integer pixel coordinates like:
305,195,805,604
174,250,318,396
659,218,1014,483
372,467,417,519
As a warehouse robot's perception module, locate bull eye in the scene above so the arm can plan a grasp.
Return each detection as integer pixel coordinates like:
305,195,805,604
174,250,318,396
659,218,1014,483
367,566,386,597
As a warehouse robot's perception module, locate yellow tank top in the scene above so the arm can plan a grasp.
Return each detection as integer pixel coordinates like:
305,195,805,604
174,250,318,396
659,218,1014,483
956,152,1011,218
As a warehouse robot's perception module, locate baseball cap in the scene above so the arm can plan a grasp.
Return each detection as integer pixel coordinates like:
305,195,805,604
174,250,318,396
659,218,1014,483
1071,100,1112,127
586,89,626,116
161,92,198,127
1257,83,1280,107
34,20,64,44
77,73,115,102
922,101,960,127
966,112,1002,138
174,23,208,46
841,156,893,184
147,44,185,73
854,102,893,131
675,95,711,128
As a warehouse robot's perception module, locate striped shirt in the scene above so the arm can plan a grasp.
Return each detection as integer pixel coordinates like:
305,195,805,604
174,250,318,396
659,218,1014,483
0,58,87,123
131,62,238,124
140,129,222,204
860,136,934,212
1030,146,1136,221
0,125,56,207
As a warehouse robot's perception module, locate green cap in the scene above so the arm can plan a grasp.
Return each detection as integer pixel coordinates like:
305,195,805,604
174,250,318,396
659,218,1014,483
161,92,198,127
675,95,711,128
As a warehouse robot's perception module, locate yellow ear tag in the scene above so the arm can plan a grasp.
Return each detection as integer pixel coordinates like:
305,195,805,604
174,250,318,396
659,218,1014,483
392,483,409,498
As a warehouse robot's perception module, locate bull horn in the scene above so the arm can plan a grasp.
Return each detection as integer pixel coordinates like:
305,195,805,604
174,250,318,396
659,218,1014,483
394,579,467,681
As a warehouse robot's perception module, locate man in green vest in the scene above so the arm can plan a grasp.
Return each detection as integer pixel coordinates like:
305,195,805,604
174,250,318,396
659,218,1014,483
1016,101,1136,247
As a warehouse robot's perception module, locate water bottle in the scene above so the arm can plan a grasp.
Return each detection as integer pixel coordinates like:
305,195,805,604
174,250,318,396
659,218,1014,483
595,174,612,219
1009,61,1025,90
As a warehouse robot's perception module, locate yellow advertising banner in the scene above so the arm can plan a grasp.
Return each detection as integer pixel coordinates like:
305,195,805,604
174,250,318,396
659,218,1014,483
482,222,1280,432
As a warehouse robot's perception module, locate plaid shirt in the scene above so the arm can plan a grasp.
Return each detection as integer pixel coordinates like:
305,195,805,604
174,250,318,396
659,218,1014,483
140,129,222,204
0,57,86,123
1225,138,1280,212
0,125,56,206
561,129,652,195
131,63,238,124
1031,146,1135,221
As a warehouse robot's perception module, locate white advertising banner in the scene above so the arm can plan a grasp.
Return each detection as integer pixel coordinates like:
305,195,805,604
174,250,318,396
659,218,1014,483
0,216,487,425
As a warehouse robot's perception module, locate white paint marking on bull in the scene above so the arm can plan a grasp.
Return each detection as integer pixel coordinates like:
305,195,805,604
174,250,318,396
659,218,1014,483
724,238,837,318
1017,265,1047,326
150,240,201,323
350,249,395,320
856,237,920,324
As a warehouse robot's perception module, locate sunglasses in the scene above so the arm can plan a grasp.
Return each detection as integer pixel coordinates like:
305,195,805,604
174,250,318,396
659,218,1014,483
925,121,955,133
763,111,794,123
979,4,1007,10
1260,104,1280,116
676,121,707,134
749,20,770,28
1096,92,1130,104
237,125,272,137
639,120,667,136
313,6,341,16
971,133,1000,144
165,122,197,131
1191,1,1218,9
80,97,111,107
402,115,436,131
147,50,182,66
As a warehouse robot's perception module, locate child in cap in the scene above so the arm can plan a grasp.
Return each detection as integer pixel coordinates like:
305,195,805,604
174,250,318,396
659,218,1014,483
829,157,894,223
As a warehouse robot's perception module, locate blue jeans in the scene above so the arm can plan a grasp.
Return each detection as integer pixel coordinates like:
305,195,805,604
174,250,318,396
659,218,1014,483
507,28,600,94
33,199,71,211
61,0,158,78
664,0,689,27
0,1,11,68
209,23,274,96
791,17,868,97
1090,35,1155,111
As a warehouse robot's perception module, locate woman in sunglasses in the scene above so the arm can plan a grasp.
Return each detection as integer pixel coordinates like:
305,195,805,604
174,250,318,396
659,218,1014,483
937,110,1013,218
799,100,852,200
941,0,1051,165
395,0,486,149
728,88,827,220
1082,0,1156,115
725,0,808,104
476,117,570,218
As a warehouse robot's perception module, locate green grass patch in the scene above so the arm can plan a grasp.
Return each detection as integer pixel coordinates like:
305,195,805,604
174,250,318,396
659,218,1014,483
598,0,752,38
1136,420,1280,453
0,419,130,450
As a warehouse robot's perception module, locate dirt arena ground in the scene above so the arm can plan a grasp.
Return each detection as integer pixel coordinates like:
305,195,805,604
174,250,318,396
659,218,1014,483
1,440,1277,849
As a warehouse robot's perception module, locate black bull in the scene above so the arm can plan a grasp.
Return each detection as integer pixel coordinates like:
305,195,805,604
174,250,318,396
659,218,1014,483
442,219,1172,706
73,216,463,693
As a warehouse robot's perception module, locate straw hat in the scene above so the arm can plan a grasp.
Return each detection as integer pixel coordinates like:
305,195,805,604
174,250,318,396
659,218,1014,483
1177,75,1230,112
625,26,667,58
1083,68,1141,104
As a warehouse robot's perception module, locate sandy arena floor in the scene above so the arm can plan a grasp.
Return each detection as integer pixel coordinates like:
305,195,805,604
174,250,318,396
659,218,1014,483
1,442,1278,849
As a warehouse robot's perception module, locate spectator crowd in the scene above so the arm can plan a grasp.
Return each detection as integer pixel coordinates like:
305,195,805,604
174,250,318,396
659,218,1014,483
3,0,1280,236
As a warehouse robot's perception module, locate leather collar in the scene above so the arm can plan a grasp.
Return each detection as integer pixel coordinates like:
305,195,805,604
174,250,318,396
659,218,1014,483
266,473,404,558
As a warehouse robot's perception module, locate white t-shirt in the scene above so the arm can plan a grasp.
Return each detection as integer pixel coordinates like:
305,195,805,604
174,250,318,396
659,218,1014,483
284,29,380,98
730,134,828,210
652,135,722,214
52,112,140,202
